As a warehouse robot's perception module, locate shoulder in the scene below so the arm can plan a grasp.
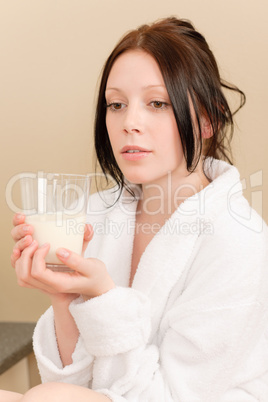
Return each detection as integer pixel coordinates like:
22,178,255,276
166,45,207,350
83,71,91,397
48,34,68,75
190,204,268,305
201,158,267,254
182,204,268,306
185,160,268,285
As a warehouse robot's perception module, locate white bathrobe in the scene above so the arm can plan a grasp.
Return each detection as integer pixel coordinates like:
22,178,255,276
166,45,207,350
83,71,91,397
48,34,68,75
33,159,268,401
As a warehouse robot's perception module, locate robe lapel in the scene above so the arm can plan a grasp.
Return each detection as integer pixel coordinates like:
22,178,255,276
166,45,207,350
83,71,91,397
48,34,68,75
132,208,202,335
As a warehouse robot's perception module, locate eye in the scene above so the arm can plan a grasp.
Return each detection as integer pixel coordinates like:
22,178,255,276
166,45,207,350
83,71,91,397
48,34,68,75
106,102,126,111
151,101,168,110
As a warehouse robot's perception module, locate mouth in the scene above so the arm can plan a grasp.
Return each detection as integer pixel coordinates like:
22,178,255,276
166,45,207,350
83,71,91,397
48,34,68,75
121,146,151,154
125,150,144,153
120,145,152,161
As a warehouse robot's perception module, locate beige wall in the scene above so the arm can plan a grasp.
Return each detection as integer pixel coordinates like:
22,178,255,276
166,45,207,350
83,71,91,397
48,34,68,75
1,0,267,324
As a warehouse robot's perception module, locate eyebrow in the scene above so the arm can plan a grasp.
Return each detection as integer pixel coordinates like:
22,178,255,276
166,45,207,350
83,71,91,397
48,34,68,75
105,84,166,92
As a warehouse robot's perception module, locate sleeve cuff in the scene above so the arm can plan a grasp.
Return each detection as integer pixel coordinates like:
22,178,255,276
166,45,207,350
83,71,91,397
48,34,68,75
69,287,151,356
33,305,93,385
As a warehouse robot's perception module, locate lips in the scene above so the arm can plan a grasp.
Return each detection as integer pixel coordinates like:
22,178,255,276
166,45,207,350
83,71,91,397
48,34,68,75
121,145,151,154
120,145,152,161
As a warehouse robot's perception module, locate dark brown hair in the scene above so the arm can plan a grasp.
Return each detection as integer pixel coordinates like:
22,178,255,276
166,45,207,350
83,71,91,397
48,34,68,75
94,17,245,194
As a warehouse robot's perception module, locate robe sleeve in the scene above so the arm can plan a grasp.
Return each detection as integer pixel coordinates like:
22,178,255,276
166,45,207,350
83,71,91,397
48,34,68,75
33,304,94,387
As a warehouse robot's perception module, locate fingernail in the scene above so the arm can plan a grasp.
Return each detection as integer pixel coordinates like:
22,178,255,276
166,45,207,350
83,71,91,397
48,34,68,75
23,225,30,232
30,240,37,247
16,214,22,220
57,249,70,258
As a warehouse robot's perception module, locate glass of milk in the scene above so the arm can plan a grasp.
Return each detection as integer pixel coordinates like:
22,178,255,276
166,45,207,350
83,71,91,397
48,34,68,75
20,173,90,272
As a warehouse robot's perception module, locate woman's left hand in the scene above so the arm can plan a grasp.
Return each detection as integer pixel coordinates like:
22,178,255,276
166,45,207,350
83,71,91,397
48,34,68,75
29,244,116,300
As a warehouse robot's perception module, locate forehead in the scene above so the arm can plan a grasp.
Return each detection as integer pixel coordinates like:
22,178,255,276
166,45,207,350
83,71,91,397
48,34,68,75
106,50,166,89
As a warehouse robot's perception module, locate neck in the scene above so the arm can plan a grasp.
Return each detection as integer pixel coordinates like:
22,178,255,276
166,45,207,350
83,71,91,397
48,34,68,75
138,160,210,218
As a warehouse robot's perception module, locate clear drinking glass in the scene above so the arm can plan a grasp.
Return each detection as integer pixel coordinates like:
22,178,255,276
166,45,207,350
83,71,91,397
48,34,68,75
20,173,90,271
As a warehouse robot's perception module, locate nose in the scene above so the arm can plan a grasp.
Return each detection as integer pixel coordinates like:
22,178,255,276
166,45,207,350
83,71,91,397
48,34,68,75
123,104,142,134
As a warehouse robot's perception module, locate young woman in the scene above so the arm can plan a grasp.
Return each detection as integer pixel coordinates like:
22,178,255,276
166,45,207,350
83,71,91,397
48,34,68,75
4,17,268,401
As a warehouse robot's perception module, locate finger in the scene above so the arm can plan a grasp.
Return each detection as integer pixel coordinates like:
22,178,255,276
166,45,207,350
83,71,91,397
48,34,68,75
21,243,59,293
15,240,39,285
13,234,33,252
11,223,34,242
15,242,62,295
56,248,90,275
11,235,33,268
30,245,80,294
31,243,70,286
84,224,94,241
11,248,21,268
16,276,58,295
82,224,94,254
19,239,39,260
12,213,25,226
56,249,115,298
31,243,50,276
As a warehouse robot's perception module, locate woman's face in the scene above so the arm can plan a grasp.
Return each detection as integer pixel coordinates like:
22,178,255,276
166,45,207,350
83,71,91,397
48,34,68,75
105,50,187,186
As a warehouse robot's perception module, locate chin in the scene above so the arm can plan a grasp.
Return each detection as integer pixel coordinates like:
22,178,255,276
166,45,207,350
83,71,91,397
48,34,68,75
121,165,172,187
124,175,143,185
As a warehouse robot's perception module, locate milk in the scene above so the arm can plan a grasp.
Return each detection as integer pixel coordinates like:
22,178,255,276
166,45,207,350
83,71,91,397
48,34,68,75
26,213,86,264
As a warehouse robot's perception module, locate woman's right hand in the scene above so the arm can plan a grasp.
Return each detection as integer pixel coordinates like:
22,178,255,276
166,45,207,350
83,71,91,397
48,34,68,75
10,213,34,268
